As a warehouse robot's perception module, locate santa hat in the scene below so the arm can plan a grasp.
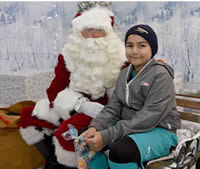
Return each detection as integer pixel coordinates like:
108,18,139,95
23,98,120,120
72,3,114,33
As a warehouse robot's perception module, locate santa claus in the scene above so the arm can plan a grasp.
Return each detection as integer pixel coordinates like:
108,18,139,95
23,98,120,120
19,2,126,169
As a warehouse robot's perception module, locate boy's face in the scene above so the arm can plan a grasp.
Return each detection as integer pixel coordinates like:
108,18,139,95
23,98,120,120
125,34,152,73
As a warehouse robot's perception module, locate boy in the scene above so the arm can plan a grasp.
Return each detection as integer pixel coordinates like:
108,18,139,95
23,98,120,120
82,24,181,169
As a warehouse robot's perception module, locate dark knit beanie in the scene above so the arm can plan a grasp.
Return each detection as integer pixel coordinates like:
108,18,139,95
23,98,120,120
125,24,158,57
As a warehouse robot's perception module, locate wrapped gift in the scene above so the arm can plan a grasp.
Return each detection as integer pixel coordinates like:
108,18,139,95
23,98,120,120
0,70,54,105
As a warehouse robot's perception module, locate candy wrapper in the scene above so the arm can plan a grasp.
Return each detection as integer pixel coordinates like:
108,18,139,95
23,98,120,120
74,136,96,169
62,124,78,141
62,124,96,169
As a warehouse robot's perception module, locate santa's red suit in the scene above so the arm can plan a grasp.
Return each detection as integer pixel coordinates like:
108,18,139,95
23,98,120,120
19,7,126,168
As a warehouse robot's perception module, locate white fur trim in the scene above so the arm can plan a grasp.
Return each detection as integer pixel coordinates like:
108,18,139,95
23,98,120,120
53,136,77,167
32,98,60,126
54,88,83,120
72,7,113,33
19,126,45,145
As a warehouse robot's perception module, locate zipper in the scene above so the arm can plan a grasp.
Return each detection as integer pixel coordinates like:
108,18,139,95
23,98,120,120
125,59,153,106
125,65,132,106
126,83,130,106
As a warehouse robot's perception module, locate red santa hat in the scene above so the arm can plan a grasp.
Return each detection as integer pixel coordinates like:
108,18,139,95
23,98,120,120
72,6,115,33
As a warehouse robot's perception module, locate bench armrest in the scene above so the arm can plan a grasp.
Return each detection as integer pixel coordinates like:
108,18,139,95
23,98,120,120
171,132,200,168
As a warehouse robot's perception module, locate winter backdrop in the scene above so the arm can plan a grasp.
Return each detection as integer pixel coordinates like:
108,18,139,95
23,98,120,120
0,1,200,82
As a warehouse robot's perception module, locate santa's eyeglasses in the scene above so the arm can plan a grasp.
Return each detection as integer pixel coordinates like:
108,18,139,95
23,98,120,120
81,28,106,38
83,28,105,33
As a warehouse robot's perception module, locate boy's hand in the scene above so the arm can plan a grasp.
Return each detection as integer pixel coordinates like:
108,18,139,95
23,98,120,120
81,127,96,140
85,131,104,151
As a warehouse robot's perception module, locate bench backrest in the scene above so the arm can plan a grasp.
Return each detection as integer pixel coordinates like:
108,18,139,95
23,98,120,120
176,93,200,123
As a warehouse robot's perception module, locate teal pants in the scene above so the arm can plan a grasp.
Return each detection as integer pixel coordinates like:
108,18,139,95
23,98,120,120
88,151,109,169
89,127,177,169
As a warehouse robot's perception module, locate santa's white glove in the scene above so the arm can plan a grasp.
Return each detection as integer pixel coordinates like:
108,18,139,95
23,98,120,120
78,101,104,118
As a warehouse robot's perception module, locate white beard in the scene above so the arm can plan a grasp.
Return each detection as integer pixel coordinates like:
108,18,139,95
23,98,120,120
61,31,126,99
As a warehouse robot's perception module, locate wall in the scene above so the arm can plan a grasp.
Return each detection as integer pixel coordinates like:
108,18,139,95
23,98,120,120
0,1,200,82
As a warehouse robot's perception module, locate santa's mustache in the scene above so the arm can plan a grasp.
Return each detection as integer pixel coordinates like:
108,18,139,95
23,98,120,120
83,37,108,52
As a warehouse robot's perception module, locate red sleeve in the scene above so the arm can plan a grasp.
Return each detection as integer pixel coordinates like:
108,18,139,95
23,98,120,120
46,54,70,108
121,61,130,70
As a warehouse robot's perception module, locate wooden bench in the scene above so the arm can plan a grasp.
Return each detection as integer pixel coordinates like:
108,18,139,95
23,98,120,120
147,93,200,169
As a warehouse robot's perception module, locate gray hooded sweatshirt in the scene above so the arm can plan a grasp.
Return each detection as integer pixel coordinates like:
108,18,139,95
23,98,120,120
90,59,181,146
